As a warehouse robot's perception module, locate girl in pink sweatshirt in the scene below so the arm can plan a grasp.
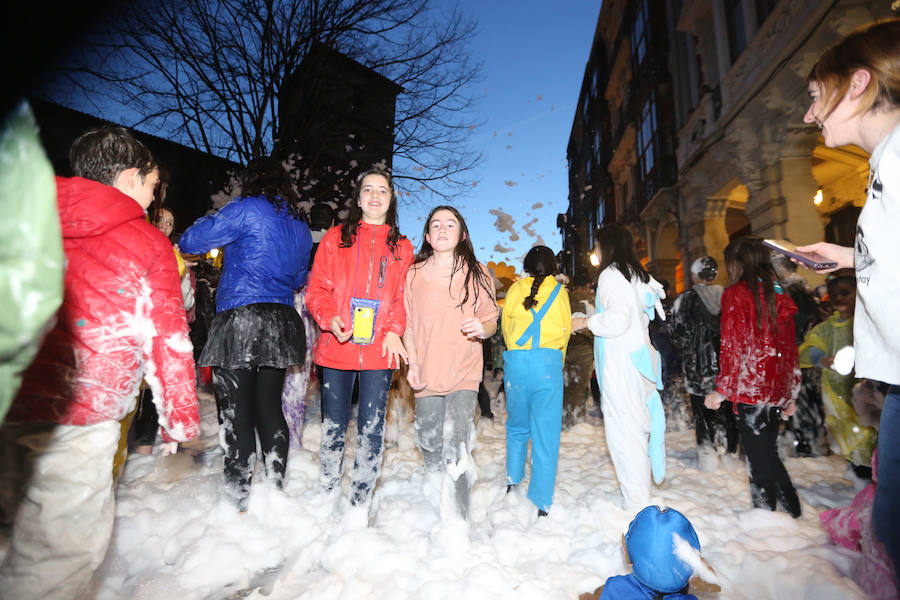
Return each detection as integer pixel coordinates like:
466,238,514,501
402,206,498,519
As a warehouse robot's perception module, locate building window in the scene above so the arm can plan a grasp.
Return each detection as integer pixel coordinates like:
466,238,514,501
582,93,590,120
586,158,592,182
594,129,602,164
591,68,600,98
725,0,748,63
631,0,649,66
755,0,778,26
636,92,658,199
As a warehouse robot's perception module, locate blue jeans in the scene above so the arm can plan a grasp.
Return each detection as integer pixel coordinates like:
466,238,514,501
320,367,392,505
874,385,900,575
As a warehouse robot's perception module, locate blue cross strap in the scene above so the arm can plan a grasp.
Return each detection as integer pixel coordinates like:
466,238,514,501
515,281,563,349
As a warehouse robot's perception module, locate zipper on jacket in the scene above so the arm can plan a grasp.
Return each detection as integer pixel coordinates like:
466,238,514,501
361,226,377,370
378,256,387,288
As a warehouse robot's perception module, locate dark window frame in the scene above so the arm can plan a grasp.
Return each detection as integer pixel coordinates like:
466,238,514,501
631,0,650,67
636,91,658,201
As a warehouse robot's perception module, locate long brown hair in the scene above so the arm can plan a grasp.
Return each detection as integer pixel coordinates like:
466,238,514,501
411,205,495,310
240,156,303,219
596,224,650,284
339,168,404,257
724,236,779,331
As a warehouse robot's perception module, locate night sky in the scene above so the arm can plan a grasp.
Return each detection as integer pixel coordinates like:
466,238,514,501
397,1,601,272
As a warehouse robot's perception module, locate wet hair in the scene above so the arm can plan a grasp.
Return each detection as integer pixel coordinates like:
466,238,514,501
690,256,718,282
723,236,779,331
339,168,404,257
69,125,157,186
150,202,176,233
522,246,558,310
148,166,173,228
412,205,495,310
240,156,302,219
826,268,857,291
808,18,900,120
596,224,650,284
309,202,336,231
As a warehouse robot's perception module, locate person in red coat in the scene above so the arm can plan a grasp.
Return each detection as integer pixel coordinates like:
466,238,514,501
705,236,802,518
305,168,413,517
0,126,200,600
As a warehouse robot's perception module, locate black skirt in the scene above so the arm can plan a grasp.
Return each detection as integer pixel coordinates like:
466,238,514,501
199,302,306,369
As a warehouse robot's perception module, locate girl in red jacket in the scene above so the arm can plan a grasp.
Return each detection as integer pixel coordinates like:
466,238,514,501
305,169,414,513
705,237,802,518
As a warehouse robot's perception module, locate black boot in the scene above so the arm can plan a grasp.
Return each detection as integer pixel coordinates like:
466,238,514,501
507,484,518,494
538,509,548,517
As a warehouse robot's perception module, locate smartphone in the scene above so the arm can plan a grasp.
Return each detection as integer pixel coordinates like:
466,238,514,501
763,239,838,270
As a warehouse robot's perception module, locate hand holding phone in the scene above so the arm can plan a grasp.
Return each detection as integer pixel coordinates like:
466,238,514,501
763,239,838,270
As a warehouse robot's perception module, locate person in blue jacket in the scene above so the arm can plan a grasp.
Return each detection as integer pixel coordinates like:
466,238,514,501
581,506,713,600
179,156,312,512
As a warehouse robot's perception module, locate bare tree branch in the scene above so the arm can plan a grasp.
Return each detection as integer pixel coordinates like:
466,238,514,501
38,0,482,201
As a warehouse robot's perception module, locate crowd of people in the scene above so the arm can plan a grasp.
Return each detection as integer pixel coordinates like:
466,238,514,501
0,17,898,600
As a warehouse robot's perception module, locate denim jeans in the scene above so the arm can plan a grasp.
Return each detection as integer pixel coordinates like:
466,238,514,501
873,385,900,574
320,367,392,505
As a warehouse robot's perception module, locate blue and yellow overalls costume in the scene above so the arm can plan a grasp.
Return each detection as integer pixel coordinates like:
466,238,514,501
503,281,565,512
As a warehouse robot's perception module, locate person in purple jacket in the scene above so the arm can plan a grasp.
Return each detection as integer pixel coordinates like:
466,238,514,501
179,156,312,512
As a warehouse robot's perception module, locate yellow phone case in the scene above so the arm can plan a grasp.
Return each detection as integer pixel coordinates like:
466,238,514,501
352,305,375,343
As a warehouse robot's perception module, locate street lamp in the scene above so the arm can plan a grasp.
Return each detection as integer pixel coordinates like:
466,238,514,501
813,188,823,206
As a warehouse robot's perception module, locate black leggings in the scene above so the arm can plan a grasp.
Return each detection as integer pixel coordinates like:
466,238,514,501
690,394,738,453
478,382,494,419
133,388,159,447
737,404,801,518
213,366,288,511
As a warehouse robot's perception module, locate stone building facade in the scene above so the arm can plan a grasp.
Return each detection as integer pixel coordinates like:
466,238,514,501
673,0,894,288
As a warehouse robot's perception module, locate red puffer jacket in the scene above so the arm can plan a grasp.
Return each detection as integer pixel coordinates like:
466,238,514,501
716,281,801,411
305,222,413,371
10,177,200,442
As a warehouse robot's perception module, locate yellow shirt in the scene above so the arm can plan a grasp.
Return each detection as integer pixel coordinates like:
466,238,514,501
502,276,572,361
174,246,185,277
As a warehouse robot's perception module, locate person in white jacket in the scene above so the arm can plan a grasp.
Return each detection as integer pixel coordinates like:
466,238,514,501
797,17,900,578
572,224,666,509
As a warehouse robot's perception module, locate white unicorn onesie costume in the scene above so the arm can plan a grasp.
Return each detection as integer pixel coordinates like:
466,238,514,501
587,266,666,508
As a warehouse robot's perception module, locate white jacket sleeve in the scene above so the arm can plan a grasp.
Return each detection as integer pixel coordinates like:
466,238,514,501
587,268,632,338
